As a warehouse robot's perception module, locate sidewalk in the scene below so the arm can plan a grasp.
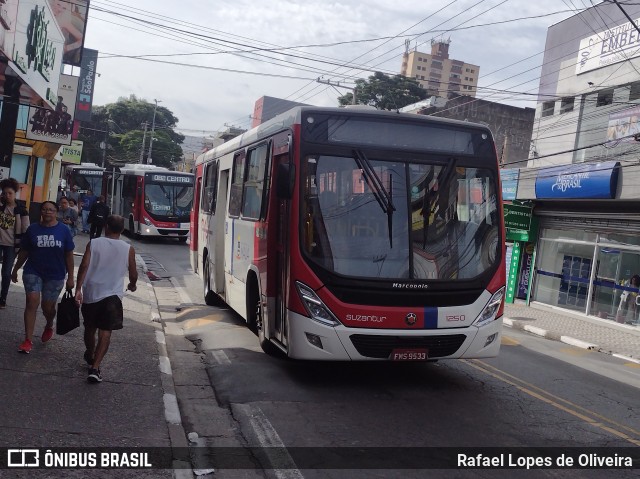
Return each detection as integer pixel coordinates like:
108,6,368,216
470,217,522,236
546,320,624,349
0,233,175,477
504,301,640,363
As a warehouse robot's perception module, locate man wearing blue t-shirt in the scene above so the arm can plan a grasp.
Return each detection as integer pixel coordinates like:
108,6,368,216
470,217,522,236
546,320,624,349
12,201,75,354
80,190,96,233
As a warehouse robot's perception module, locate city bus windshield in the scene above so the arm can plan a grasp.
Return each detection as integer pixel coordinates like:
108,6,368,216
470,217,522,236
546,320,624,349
70,169,103,194
302,155,500,280
144,181,193,221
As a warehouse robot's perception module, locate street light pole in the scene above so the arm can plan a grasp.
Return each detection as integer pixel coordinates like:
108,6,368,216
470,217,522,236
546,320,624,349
139,121,148,164
147,99,161,164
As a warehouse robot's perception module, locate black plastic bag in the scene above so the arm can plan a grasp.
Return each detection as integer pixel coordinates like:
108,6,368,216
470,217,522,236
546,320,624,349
56,289,80,335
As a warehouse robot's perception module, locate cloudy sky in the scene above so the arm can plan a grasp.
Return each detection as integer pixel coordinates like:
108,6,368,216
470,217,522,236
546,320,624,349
82,0,584,138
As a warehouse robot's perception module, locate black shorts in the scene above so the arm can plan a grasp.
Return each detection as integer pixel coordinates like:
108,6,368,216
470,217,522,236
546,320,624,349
81,295,123,331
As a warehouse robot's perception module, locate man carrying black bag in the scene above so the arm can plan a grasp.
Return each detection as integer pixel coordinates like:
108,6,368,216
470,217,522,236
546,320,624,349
75,215,137,383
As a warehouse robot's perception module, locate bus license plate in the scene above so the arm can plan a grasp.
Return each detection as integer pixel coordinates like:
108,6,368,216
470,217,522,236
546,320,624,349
390,348,428,361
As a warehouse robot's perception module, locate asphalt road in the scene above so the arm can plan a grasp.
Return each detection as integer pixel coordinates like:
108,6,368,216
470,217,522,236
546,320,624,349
133,237,640,479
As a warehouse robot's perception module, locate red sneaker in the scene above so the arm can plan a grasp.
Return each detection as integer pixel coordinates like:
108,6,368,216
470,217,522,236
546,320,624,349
18,339,33,354
41,327,54,343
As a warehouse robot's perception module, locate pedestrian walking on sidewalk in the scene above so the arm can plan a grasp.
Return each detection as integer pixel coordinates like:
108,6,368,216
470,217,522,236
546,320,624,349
11,201,75,354
0,178,30,308
88,195,110,240
75,215,137,383
80,189,96,233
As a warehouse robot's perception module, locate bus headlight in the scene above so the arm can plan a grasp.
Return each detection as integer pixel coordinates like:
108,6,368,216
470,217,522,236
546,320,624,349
144,217,151,226
474,287,505,327
295,281,340,327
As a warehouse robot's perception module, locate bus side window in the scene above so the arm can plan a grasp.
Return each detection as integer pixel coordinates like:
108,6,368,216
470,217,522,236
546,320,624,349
228,152,245,217
201,161,218,214
242,143,269,220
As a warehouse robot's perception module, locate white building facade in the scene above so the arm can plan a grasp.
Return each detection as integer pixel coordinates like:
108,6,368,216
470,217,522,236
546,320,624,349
511,2,640,328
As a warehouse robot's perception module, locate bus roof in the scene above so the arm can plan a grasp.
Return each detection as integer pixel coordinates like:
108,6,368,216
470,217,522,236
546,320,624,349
196,105,494,166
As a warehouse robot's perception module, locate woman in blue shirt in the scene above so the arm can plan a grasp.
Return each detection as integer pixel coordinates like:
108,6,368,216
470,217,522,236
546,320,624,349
11,201,75,354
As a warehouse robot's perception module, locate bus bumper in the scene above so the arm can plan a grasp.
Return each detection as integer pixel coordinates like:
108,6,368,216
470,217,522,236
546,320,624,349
286,311,503,360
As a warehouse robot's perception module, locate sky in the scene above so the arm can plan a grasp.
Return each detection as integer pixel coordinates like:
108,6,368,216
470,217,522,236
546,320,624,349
82,0,585,140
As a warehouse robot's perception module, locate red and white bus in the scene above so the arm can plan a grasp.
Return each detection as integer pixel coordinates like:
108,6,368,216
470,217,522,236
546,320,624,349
108,164,194,241
64,163,105,196
190,106,505,360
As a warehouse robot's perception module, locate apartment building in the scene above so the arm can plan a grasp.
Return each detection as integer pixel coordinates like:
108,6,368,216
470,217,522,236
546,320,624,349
400,39,479,98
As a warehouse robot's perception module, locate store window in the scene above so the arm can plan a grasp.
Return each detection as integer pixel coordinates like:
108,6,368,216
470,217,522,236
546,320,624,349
532,227,640,326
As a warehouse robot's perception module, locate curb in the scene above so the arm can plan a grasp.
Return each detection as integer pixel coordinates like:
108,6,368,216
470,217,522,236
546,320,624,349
141,265,194,476
502,317,640,365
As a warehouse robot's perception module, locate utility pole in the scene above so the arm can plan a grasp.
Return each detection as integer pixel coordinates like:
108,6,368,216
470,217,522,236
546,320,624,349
139,122,148,164
147,99,161,164
317,78,357,105
101,126,108,168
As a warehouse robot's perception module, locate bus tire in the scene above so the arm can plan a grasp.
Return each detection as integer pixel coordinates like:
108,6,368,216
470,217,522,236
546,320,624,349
248,280,284,357
256,297,283,357
178,236,188,243
129,217,140,239
203,254,218,306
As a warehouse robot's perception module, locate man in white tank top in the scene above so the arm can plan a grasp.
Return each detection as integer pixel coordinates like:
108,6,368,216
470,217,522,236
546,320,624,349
75,215,138,383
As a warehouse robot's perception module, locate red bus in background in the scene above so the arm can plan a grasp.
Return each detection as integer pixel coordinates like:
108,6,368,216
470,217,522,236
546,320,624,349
190,106,505,360
64,163,105,196
107,164,193,241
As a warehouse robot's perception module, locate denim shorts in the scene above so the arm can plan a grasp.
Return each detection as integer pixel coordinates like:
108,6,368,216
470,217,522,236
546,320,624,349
22,274,65,302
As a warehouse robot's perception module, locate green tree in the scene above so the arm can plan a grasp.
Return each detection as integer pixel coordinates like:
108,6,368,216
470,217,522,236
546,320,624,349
78,95,185,169
337,72,427,110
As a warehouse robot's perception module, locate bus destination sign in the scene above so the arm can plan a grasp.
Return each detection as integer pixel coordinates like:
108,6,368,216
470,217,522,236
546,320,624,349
150,174,192,184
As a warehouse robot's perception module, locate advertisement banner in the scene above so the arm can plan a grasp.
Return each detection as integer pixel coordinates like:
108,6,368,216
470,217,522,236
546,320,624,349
606,105,640,142
57,141,83,164
517,243,535,300
26,74,79,145
48,0,90,67
0,0,19,58
535,161,620,199
576,17,640,75
75,48,98,122
500,169,519,201
7,0,64,107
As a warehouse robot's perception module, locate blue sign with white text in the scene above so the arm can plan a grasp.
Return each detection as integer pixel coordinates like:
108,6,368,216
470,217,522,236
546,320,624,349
500,169,519,201
535,161,620,199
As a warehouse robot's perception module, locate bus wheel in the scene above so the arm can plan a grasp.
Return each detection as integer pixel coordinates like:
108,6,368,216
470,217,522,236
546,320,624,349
129,217,140,239
178,236,188,243
256,296,284,357
203,256,217,306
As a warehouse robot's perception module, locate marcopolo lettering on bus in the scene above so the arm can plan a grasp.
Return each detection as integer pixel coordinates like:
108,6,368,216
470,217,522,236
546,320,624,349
78,170,103,176
151,174,192,183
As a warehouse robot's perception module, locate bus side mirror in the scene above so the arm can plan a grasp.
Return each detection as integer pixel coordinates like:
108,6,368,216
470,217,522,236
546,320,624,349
276,163,295,199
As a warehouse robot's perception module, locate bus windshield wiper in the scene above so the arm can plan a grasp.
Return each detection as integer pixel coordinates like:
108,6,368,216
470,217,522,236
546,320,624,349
352,149,395,247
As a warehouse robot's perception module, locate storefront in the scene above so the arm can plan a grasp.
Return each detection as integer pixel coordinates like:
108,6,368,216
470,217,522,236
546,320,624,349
521,161,640,328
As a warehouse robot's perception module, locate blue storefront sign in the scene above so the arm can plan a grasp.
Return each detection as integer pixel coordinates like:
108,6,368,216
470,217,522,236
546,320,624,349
535,161,620,199
500,169,519,201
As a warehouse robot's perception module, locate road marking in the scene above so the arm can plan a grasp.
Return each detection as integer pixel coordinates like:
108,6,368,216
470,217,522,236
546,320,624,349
170,277,193,305
155,331,166,345
501,336,520,346
235,404,303,479
466,360,640,445
159,356,172,375
163,393,181,425
210,350,231,365
559,347,591,356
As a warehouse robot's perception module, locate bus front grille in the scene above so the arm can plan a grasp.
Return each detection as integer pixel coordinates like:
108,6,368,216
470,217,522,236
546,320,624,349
349,334,467,359
157,229,188,236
